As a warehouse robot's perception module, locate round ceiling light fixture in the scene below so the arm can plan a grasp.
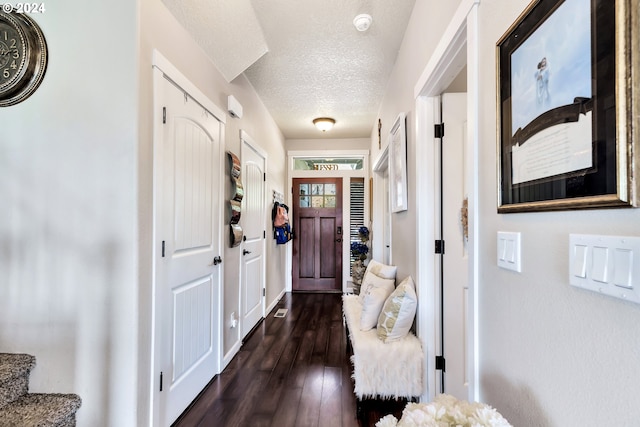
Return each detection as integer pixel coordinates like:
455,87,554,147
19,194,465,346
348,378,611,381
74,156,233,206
353,14,372,32
313,117,336,132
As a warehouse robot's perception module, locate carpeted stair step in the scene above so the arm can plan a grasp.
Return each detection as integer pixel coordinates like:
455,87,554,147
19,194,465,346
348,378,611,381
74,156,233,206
0,393,82,427
0,353,36,410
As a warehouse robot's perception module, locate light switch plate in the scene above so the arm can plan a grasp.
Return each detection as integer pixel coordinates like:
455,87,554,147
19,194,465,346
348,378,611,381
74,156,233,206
569,234,640,304
497,231,521,272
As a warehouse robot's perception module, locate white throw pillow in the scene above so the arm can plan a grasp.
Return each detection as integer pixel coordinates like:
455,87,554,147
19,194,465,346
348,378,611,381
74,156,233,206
360,284,394,331
359,272,395,298
364,259,397,280
377,276,417,342
357,260,397,303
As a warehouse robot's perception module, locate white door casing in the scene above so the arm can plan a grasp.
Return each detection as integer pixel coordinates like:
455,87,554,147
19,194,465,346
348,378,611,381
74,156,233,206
440,92,469,399
152,52,225,426
372,146,392,265
240,131,266,339
382,169,391,265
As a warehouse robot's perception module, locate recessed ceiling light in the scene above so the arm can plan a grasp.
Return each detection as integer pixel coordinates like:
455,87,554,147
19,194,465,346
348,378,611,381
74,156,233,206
353,14,372,32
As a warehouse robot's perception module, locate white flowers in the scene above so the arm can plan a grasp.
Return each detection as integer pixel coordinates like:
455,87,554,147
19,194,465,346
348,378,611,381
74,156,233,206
375,395,512,427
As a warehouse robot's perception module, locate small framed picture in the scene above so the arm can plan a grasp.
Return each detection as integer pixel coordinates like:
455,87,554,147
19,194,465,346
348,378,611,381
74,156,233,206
389,113,408,212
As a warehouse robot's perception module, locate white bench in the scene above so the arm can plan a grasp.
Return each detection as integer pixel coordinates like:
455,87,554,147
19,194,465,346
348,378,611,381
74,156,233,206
342,294,423,422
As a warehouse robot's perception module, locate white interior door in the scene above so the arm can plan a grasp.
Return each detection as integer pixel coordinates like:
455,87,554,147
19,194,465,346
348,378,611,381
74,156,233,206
155,74,222,425
240,132,266,339
439,92,469,399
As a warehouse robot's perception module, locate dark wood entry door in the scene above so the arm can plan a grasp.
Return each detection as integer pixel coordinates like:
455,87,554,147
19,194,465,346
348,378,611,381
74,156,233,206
292,178,343,291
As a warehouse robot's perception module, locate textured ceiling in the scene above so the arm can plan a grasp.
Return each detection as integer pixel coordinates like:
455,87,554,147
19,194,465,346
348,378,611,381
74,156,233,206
162,0,269,82
162,0,417,139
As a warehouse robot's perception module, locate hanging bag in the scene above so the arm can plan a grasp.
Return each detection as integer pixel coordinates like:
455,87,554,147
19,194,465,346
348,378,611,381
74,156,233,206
272,202,293,244
273,204,289,227
274,223,292,244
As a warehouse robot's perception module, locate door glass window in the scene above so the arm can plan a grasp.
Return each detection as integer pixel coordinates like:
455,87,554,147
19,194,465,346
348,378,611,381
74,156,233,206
299,182,337,208
312,196,324,207
299,184,310,207
325,183,336,195
312,183,323,195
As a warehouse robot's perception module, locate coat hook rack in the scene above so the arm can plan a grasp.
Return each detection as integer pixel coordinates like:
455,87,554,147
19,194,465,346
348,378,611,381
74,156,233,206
273,190,284,204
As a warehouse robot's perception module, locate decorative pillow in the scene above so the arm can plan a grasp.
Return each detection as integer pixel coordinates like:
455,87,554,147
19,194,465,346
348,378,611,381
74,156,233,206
377,276,417,342
357,260,397,303
360,283,395,331
359,272,395,299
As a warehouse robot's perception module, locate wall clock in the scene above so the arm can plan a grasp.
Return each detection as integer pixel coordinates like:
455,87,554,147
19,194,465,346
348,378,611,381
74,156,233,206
0,11,48,107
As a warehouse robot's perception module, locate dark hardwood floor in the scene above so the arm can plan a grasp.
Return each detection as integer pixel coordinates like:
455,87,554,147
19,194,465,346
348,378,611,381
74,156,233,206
171,292,404,427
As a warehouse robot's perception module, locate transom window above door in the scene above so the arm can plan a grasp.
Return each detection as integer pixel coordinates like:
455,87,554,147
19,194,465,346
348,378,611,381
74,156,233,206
299,182,337,208
293,156,364,171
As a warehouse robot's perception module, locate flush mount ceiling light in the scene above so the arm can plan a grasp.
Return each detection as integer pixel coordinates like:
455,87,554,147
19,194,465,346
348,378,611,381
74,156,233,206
353,14,372,32
313,117,336,132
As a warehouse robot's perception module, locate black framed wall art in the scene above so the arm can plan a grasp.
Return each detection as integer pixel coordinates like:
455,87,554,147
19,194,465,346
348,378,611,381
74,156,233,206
496,0,639,212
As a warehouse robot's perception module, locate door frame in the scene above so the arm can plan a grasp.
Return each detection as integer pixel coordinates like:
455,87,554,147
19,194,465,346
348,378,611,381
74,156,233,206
150,50,226,425
413,0,480,402
372,146,392,265
240,130,267,336
287,149,369,292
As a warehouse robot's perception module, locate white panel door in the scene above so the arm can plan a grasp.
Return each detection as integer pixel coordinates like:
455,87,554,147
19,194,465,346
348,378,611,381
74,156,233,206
441,92,469,399
240,132,266,339
156,76,222,425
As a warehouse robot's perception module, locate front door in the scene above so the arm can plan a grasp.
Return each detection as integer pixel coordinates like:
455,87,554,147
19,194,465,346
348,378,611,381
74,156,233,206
292,178,343,291
240,132,266,339
154,73,222,425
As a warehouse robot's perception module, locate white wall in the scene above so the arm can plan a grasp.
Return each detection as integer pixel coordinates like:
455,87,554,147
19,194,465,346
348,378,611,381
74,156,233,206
287,137,371,151
0,1,139,425
476,1,640,425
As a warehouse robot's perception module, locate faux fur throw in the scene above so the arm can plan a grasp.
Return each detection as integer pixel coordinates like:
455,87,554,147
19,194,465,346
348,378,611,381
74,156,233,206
342,295,424,399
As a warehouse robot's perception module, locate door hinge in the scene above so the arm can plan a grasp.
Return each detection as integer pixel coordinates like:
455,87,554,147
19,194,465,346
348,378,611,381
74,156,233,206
162,241,165,257
162,107,166,124
264,173,266,181
436,355,446,371
159,371,163,391
264,230,266,239
263,288,266,297
435,239,445,254
434,123,444,138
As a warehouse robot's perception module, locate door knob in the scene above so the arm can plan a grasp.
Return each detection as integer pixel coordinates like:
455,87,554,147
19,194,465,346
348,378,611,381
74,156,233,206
211,256,222,266
335,239,342,243
243,249,252,255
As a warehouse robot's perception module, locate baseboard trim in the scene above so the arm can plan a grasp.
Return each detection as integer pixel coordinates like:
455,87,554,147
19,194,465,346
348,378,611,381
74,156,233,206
222,340,241,370
265,288,286,315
